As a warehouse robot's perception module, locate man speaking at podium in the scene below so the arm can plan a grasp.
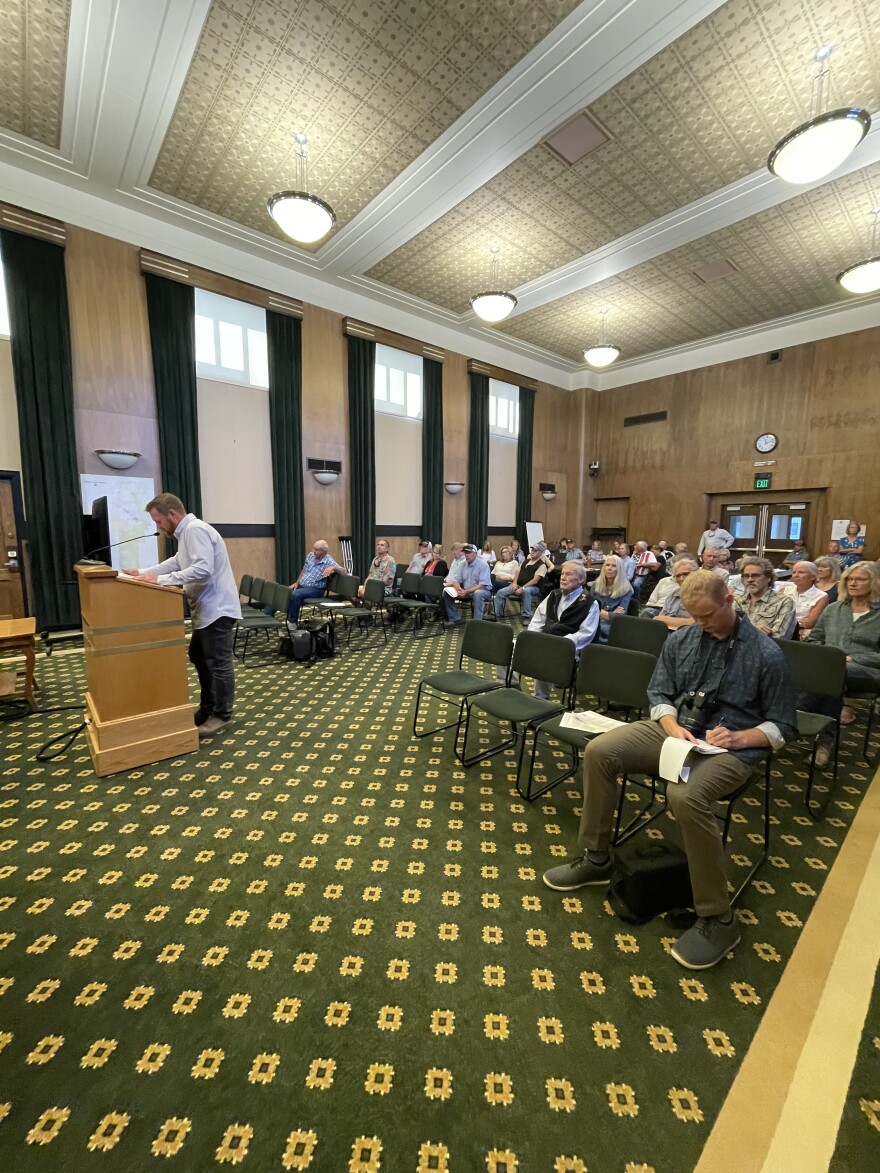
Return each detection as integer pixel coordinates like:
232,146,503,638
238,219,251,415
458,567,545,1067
124,493,241,739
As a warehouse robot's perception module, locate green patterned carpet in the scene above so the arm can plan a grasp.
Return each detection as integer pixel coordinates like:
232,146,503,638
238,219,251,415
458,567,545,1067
830,951,880,1168
0,627,876,1172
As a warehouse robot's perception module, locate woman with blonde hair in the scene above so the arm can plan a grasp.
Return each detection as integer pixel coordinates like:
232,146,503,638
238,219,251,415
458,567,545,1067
590,554,634,643
814,555,840,604
789,560,828,639
491,545,519,590
806,562,880,754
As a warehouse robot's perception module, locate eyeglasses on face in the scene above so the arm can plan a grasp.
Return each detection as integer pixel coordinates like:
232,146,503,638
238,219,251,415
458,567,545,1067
741,572,765,579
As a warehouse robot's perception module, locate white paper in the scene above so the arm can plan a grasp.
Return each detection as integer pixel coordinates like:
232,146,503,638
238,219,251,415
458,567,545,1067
559,710,626,734
659,736,728,783
444,586,458,598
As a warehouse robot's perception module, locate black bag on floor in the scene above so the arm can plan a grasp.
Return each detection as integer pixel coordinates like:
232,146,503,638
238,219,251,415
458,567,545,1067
280,628,315,662
303,618,337,660
607,839,693,925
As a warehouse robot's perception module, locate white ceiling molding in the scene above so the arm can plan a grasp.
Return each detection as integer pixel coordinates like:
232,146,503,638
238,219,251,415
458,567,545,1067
504,119,880,316
582,294,880,391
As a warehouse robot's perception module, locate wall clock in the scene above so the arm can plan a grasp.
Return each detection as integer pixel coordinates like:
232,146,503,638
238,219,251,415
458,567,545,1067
755,432,778,453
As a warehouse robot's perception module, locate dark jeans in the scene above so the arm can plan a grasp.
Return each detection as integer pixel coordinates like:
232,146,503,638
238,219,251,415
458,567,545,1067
189,616,236,720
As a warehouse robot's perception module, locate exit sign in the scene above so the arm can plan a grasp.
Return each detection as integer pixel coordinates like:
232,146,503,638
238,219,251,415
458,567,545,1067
754,473,772,490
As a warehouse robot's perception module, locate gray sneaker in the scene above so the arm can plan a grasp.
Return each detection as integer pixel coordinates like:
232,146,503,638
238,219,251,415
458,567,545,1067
198,715,231,739
542,854,612,891
670,915,741,970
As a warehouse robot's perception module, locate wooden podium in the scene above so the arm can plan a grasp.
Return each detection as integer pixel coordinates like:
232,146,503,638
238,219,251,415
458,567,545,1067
76,564,199,776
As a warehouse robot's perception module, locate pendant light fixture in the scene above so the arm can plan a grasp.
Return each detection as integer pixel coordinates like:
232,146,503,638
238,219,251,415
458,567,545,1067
267,132,336,245
583,309,620,368
470,245,517,323
768,46,871,185
837,208,880,294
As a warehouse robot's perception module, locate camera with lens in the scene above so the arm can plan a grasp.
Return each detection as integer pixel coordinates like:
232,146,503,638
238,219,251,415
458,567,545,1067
676,689,718,738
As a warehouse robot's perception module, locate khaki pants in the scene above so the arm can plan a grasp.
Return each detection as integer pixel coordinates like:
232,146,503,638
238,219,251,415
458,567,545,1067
578,719,753,917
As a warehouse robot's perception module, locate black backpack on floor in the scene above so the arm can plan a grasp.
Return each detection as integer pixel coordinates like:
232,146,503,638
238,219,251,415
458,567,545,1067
607,838,693,925
280,628,315,662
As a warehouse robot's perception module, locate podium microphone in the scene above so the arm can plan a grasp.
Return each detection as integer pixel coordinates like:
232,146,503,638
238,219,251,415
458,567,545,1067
78,532,160,566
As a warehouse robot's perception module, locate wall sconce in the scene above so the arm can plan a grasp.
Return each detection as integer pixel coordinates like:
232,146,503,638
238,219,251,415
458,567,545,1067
308,457,342,486
444,482,465,495
95,449,141,470
540,481,557,502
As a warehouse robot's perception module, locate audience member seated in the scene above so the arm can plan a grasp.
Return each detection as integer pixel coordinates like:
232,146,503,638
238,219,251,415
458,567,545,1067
790,560,828,639
804,561,880,764
542,569,797,970
782,539,810,567
423,544,448,578
444,543,466,585
442,543,492,625
631,540,659,601
406,540,432,574
698,519,735,555
642,568,682,616
521,562,599,699
827,540,845,567
510,539,525,564
479,539,496,566
491,546,519,591
588,540,606,566
815,555,841,604
617,543,636,582
715,549,735,574
701,548,729,582
653,555,699,629
673,542,690,557
657,540,674,565
733,557,796,639
563,538,585,563
838,522,865,569
358,539,395,599
493,543,549,620
590,554,634,642
276,539,343,624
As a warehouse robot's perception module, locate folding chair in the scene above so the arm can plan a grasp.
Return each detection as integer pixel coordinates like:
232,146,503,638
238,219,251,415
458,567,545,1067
778,638,847,820
459,632,576,784
608,613,669,657
234,580,282,661
339,578,388,649
522,645,656,801
413,620,514,746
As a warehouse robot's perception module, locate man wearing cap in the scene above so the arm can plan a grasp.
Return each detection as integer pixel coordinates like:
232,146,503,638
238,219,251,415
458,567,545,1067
442,543,492,625
406,540,432,575
493,542,550,621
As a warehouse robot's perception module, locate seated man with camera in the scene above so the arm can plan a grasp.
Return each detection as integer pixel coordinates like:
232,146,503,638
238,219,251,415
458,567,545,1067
543,570,796,970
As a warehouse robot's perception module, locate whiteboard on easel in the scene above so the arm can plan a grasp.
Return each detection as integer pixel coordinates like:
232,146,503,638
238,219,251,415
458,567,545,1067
80,475,158,570
525,521,545,549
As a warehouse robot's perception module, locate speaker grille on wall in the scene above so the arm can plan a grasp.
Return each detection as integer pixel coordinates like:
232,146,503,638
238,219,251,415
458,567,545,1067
623,410,667,428
767,350,783,363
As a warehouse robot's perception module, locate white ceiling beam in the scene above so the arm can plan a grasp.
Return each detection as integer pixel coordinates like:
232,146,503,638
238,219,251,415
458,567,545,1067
319,0,729,275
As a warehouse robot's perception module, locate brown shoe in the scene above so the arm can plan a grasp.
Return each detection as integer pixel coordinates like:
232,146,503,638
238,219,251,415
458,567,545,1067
814,742,832,769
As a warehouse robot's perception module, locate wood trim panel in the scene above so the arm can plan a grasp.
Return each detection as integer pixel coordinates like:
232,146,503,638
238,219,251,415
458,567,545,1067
139,250,303,318
342,318,445,362
0,202,65,244
467,358,537,391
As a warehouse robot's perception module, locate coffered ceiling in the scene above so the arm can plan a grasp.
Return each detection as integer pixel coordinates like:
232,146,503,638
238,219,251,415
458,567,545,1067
0,0,879,387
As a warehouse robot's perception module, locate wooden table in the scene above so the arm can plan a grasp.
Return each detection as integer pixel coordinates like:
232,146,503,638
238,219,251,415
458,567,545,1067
0,617,37,711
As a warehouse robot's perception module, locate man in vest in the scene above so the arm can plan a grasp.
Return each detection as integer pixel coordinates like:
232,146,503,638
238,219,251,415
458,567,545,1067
525,561,599,698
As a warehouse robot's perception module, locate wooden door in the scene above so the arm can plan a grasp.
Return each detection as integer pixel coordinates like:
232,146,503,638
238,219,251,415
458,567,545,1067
0,474,26,619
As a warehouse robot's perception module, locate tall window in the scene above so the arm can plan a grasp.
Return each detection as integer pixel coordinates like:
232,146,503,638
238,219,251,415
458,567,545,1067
489,378,519,437
194,288,268,389
375,342,422,419
374,343,423,527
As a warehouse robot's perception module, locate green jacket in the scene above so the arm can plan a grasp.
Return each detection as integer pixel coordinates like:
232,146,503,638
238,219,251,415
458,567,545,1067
807,600,880,670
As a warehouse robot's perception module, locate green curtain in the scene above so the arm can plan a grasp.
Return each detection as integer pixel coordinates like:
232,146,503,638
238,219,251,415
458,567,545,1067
267,311,304,583
467,371,489,544
1,229,83,627
421,358,443,545
347,335,376,576
516,385,536,546
144,273,202,517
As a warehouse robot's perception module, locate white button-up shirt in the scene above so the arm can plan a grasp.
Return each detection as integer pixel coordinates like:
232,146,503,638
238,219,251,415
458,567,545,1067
528,586,599,654
145,514,242,629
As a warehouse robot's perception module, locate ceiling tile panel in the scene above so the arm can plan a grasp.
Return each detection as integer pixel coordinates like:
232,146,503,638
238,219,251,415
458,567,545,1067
367,0,880,308
495,162,880,361
150,0,583,248
0,0,71,148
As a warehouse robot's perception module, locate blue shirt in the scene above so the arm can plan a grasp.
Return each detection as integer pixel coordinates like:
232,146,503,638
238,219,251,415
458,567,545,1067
647,615,797,763
451,557,492,591
838,536,864,568
299,551,341,589
146,514,242,630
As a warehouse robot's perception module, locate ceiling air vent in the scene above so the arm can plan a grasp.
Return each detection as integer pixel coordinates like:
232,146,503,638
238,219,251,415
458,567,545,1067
543,111,609,166
691,258,740,285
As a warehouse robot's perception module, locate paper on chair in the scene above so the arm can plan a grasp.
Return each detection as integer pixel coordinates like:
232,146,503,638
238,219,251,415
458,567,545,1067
443,586,458,598
559,711,626,734
659,736,728,783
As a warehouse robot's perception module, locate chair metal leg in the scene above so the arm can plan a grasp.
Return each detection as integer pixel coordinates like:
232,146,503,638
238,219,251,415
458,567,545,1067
727,760,771,906
611,774,667,845
805,722,840,822
459,699,518,767
412,682,466,741
516,723,580,801
863,696,878,765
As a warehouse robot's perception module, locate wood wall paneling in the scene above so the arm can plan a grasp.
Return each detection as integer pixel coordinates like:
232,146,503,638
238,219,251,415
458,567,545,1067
301,304,348,550
226,538,276,591
442,351,468,547
65,227,160,485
